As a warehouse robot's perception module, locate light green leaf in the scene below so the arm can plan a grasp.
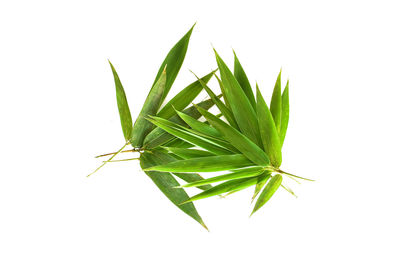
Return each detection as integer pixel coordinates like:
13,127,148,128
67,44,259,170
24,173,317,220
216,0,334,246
175,110,222,138
143,154,254,173
256,84,282,167
157,71,215,119
130,68,166,147
214,73,232,110
214,50,262,146
270,70,282,132
139,150,207,230
180,167,265,188
182,176,259,204
233,51,256,109
151,24,195,102
251,174,282,215
251,171,271,202
196,106,270,167
163,147,215,159
280,80,289,146
108,61,133,141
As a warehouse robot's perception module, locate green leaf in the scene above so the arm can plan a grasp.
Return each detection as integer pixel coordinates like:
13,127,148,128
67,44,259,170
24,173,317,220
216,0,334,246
280,80,289,146
163,147,215,159
146,116,234,155
251,174,282,215
151,24,195,102
233,51,256,109
130,68,166,147
182,176,259,203
214,73,232,110
191,71,239,129
143,154,254,173
270,70,282,132
214,50,262,146
196,106,270,167
251,171,271,202
256,84,282,167
143,97,216,149
151,151,211,190
157,71,215,119
108,61,133,141
139,150,207,230
175,110,222,138
180,167,265,188
163,138,194,148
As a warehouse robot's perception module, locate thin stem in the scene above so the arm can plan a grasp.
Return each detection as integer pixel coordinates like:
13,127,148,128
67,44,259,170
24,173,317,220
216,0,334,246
87,142,130,177
95,148,140,158
278,169,315,182
281,184,297,198
103,158,139,162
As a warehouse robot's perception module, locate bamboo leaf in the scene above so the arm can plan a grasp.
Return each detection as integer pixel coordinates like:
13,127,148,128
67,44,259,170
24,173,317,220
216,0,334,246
130,68,166,147
151,24,195,102
251,172,271,202
143,97,216,149
108,61,133,141
214,50,262,146
163,147,215,159
196,106,270,166
182,176,259,203
143,154,254,173
191,71,239,129
181,167,265,188
139,151,207,229
233,51,256,109
270,70,282,132
256,84,282,167
280,80,289,146
251,174,282,215
157,71,215,119
146,116,234,155
214,74,232,110
175,110,222,138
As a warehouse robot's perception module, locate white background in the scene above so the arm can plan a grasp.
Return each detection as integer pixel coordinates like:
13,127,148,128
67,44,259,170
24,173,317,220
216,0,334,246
1,0,399,266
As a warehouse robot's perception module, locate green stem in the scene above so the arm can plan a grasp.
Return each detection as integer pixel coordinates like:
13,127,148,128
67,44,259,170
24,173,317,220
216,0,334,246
87,142,130,177
277,169,315,182
103,158,139,162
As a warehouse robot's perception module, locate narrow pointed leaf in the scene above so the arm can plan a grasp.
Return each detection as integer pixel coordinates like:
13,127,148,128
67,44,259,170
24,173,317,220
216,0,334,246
144,97,216,149
181,167,265,188
196,106,270,166
151,150,211,190
163,147,215,159
151,24,195,102
256,85,282,167
183,176,259,203
251,172,271,202
139,151,207,229
192,72,239,129
163,138,193,148
233,51,256,109
175,110,222,138
108,61,133,141
146,116,234,155
252,174,282,215
130,68,166,147
144,154,254,173
280,80,289,146
144,97,217,148
270,70,282,132
157,71,215,119
214,74,232,110
214,50,262,146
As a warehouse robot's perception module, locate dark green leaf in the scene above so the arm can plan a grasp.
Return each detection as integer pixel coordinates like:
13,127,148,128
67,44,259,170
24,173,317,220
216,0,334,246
157,71,215,119
181,167,265,188
233,51,256,109
214,50,262,146
139,150,207,229
163,147,215,159
130,68,166,147
196,106,270,167
256,84,282,167
175,110,222,138
280,80,289,146
214,73,232,110
251,174,282,215
143,154,254,173
108,61,133,141
151,24,195,102
270,70,282,132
